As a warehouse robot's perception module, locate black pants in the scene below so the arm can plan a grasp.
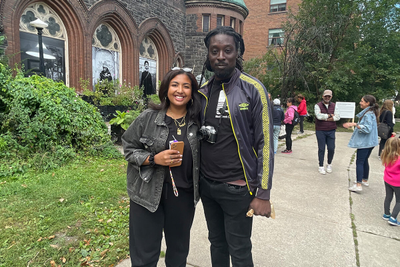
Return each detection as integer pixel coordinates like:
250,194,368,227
384,182,400,219
129,183,195,267
379,138,388,156
200,176,254,267
285,124,294,150
299,116,305,133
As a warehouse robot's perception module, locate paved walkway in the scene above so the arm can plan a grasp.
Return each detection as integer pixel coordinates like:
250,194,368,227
117,130,400,267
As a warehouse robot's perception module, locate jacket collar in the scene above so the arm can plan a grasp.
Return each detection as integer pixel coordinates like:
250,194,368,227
201,68,241,95
357,106,371,118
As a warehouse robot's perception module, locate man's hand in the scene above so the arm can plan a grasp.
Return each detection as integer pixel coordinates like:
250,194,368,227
249,198,271,217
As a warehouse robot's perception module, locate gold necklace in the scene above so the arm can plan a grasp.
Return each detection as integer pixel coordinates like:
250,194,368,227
174,116,186,135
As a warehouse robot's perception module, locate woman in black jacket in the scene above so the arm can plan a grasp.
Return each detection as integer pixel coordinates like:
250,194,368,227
378,100,395,157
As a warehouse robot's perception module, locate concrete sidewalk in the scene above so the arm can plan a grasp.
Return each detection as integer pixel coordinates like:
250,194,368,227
117,131,400,267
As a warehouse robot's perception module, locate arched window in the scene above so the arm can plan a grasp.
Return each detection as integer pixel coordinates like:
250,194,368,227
92,23,121,87
19,2,68,84
139,37,158,96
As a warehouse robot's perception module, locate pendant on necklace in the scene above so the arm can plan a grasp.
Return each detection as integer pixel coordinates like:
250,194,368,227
177,128,181,135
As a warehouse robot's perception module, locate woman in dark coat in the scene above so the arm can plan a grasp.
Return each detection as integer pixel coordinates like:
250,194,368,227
379,100,396,157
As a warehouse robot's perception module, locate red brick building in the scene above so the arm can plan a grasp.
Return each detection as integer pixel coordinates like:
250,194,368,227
243,0,302,60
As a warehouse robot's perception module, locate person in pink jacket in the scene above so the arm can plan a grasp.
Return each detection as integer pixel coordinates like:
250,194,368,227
381,137,400,226
297,94,307,134
282,97,298,154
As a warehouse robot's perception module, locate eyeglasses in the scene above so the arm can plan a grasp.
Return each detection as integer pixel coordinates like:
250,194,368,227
171,67,193,73
323,95,332,98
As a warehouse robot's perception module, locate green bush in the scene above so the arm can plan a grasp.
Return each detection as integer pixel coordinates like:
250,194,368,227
0,65,122,175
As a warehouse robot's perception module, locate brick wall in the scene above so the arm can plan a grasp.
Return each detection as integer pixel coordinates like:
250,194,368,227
243,0,302,60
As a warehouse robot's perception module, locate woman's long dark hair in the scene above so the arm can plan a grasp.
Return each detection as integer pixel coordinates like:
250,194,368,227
149,69,201,126
362,95,379,121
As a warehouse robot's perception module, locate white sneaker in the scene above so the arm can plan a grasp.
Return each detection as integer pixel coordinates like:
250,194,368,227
318,167,326,175
326,164,332,173
353,180,369,186
349,184,362,192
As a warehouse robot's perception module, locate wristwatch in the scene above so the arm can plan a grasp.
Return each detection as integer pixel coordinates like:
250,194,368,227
148,152,156,167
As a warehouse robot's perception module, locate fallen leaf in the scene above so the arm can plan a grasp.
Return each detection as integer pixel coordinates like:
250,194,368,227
67,226,71,229
0,181,6,185
80,261,89,266
21,184,27,188
50,244,59,249
109,242,113,246
100,249,109,257
59,198,64,203
52,173,55,176
69,247,74,253
5,226,12,229
50,260,56,267
84,239,90,246
98,219,103,222
100,169,104,172
37,237,42,242
107,219,112,223
48,235,55,240
61,257,66,263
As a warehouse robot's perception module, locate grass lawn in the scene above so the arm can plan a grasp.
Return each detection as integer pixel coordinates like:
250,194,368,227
0,156,129,267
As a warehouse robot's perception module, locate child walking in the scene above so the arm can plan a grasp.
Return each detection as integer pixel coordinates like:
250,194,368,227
381,137,400,226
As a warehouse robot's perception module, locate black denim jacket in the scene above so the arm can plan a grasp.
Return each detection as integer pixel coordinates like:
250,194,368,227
122,109,200,212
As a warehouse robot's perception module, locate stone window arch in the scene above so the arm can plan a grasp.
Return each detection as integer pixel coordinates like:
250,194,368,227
92,23,122,87
19,2,68,84
139,37,159,96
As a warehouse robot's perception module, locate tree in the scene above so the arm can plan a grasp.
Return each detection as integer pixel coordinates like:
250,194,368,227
244,0,400,105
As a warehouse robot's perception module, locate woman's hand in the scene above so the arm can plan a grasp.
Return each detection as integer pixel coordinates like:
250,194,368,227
154,149,182,166
343,122,357,129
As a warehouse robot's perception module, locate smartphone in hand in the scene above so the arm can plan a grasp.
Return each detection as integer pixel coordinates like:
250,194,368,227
169,141,184,167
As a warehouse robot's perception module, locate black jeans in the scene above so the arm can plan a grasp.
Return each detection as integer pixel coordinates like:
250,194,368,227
316,130,336,167
384,182,400,219
129,183,195,267
200,176,254,267
299,116,305,133
379,138,388,156
285,124,294,150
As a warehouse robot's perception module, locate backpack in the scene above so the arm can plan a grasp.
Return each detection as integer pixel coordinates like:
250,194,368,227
292,108,300,126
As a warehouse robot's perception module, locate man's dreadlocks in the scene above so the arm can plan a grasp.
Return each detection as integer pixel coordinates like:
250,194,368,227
199,26,245,86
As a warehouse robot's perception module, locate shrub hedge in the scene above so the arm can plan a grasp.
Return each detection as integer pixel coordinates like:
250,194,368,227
0,64,122,176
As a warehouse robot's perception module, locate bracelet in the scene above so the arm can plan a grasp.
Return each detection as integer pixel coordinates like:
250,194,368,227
148,152,156,167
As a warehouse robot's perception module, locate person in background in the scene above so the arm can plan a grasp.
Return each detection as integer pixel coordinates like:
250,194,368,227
140,60,155,97
378,100,395,158
380,137,400,226
273,98,285,154
297,94,308,134
282,97,297,154
314,90,340,175
122,68,201,267
344,95,379,192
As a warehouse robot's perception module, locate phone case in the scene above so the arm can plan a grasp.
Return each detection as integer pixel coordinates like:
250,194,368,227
170,141,184,167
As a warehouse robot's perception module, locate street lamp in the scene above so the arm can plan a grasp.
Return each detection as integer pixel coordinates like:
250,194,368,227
29,18,48,76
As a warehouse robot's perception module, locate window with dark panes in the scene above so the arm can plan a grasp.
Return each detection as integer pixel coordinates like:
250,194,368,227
230,18,235,29
203,15,210,32
268,29,284,46
19,3,67,84
217,15,225,27
270,0,286,12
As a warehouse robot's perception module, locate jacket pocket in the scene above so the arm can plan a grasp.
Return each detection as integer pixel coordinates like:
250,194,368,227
139,136,154,150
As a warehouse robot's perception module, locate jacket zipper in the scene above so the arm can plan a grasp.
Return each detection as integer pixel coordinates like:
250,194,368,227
222,84,252,195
